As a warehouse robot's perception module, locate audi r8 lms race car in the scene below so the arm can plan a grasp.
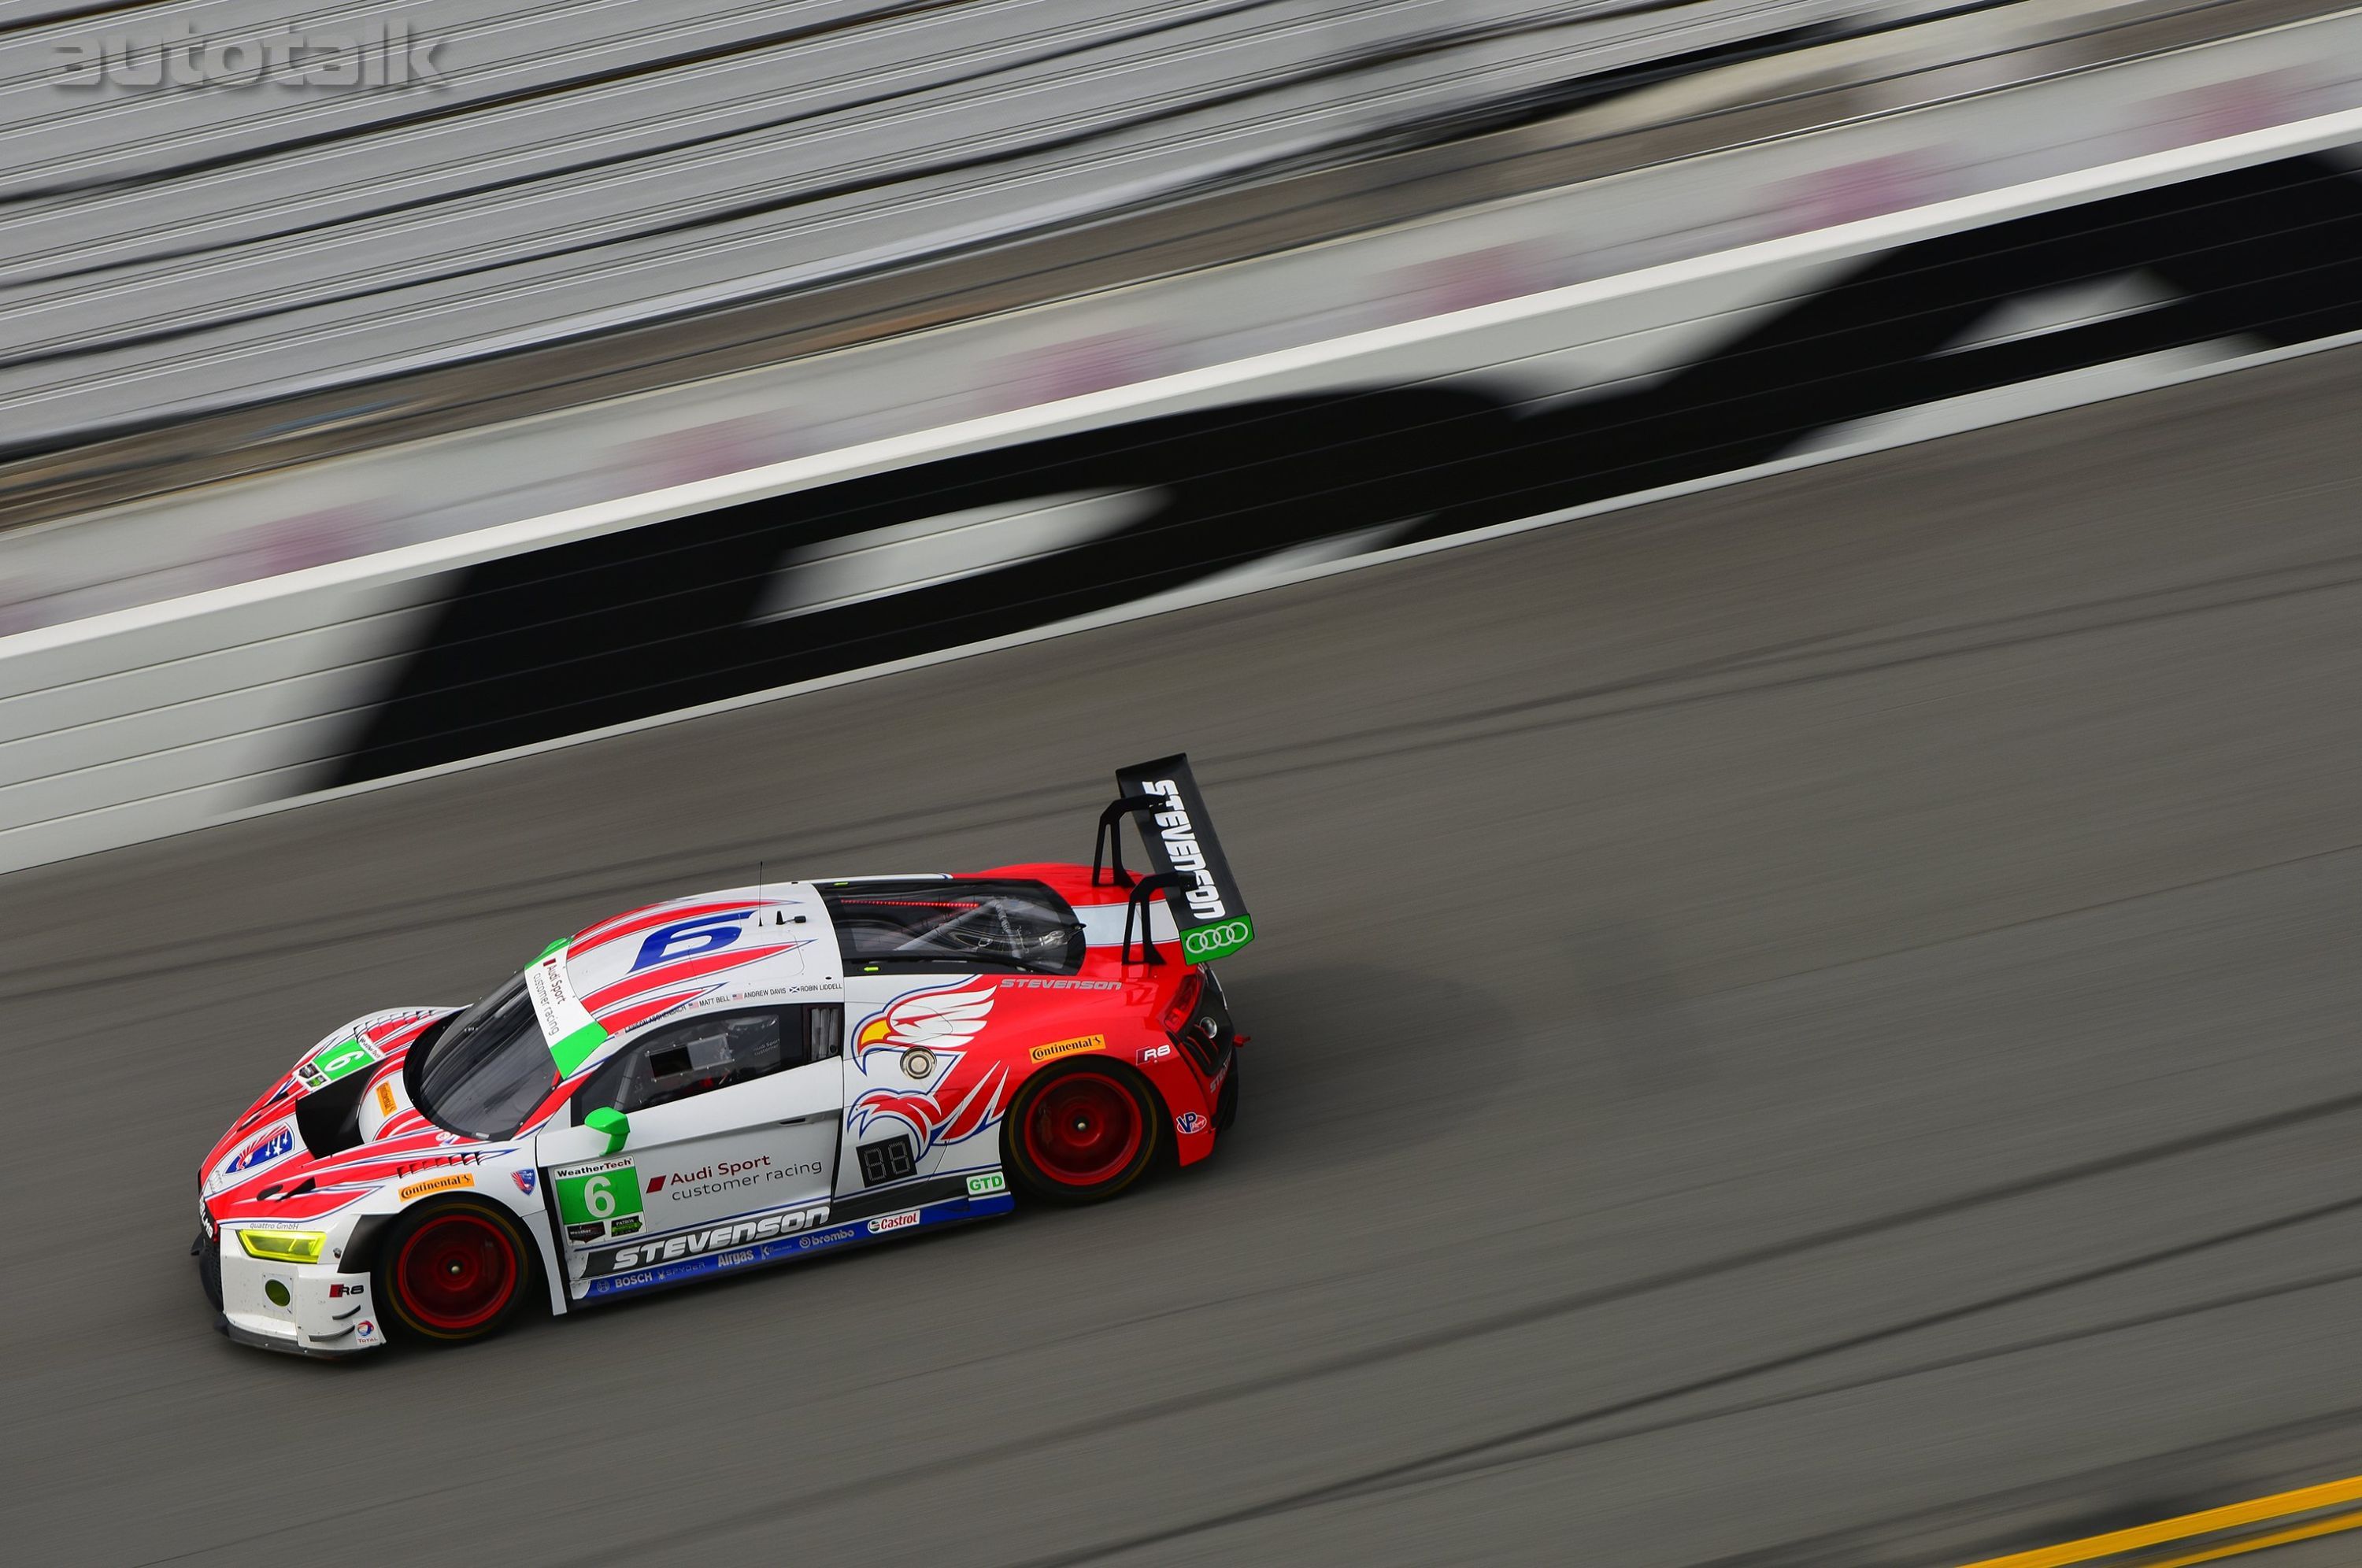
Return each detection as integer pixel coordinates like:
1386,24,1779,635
194,756,1252,1358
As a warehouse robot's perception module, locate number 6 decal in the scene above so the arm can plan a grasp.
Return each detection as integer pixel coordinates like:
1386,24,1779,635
555,1159,645,1228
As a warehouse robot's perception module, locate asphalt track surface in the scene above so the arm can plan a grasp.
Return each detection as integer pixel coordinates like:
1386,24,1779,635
7,345,2362,1566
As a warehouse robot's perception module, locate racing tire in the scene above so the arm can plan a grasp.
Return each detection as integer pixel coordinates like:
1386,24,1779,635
1006,1063,1161,1204
376,1200,535,1347
196,1230,223,1311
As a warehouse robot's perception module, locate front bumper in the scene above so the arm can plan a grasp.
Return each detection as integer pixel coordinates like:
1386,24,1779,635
216,1312,371,1359
203,1226,387,1359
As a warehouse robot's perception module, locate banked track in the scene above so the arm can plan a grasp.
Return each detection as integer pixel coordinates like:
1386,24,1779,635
4,344,2362,1565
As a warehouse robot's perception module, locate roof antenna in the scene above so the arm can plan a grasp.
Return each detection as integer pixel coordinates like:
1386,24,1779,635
761,860,782,924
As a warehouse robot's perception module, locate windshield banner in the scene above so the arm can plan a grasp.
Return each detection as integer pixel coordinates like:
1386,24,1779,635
525,947,609,1073
1113,754,1254,963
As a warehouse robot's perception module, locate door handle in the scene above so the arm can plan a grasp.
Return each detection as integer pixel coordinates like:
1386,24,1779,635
777,1111,840,1126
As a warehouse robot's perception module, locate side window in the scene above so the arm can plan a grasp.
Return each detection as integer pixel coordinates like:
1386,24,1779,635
807,1004,842,1061
578,1008,798,1119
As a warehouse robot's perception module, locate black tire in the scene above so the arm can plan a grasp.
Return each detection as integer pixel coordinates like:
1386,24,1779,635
1005,1062,1161,1204
195,1231,223,1310
375,1199,536,1347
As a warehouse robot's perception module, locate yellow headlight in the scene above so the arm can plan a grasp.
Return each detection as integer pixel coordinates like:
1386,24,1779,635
237,1229,325,1264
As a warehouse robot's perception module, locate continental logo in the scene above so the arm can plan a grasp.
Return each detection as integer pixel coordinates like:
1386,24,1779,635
374,1081,397,1118
398,1172,475,1202
1029,1034,1106,1063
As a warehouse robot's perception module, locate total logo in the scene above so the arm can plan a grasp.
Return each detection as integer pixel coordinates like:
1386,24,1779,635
357,1320,376,1342
866,1210,921,1234
1175,1112,1209,1135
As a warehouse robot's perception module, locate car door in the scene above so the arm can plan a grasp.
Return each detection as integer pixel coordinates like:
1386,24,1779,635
538,1004,844,1296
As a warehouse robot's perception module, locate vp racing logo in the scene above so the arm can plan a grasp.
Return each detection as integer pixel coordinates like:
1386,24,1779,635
847,983,1006,1157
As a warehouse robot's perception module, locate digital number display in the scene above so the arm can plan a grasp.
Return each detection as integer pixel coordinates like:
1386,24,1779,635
857,1135,916,1186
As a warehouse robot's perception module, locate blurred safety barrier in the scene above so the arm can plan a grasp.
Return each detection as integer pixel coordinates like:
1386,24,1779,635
0,0,1985,452
7,0,2360,630
3,94,2362,875
1958,1472,2362,1566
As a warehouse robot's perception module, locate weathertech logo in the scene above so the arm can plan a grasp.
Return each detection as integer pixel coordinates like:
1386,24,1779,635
1029,1034,1105,1063
398,1172,474,1202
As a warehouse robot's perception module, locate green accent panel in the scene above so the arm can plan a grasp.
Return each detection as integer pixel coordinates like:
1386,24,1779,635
555,1161,642,1226
584,1106,631,1156
1179,913,1256,964
536,936,569,960
302,1038,373,1085
549,1021,609,1076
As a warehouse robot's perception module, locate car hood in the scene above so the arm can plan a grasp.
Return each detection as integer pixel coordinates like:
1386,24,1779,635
200,1007,487,1224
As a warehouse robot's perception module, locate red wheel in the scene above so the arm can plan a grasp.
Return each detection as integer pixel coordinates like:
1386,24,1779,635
378,1203,531,1344
1009,1067,1158,1203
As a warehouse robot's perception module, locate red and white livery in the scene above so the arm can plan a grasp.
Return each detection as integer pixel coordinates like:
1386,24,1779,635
194,756,1252,1357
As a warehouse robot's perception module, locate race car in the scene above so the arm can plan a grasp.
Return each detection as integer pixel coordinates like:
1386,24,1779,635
194,756,1252,1357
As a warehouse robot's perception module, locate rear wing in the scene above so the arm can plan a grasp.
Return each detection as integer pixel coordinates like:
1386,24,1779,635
1091,753,1254,965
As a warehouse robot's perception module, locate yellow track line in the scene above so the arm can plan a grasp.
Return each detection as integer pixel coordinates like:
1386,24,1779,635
1957,1475,2362,1567
2144,1506,2362,1568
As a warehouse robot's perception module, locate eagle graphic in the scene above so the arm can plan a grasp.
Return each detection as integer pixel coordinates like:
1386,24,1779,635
846,984,1006,1152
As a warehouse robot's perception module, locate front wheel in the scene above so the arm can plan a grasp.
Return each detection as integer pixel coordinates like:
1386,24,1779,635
376,1200,534,1346
1006,1064,1160,1204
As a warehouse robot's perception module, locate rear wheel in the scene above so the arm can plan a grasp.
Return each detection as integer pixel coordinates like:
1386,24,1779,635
377,1201,533,1346
1007,1065,1159,1204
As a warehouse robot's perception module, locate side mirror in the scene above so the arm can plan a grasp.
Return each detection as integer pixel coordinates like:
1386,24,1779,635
585,1107,630,1156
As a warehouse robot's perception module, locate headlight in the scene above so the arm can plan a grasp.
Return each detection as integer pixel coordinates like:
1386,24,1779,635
236,1229,324,1264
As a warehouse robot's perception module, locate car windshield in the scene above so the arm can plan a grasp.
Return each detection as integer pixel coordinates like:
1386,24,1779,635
413,975,556,1138
822,878,1083,973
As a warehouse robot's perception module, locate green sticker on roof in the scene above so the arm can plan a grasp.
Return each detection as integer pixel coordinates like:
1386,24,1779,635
550,1021,609,1077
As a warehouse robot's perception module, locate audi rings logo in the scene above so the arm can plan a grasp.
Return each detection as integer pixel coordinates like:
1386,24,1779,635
1181,918,1253,960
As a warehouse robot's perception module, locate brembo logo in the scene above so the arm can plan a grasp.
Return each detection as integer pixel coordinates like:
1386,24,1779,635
598,1204,829,1274
1146,778,1225,919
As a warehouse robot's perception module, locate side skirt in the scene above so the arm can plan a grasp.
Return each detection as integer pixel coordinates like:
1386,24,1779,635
573,1190,1016,1304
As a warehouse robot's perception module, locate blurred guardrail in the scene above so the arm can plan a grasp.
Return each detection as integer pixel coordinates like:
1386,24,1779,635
0,0,1988,451
4,0,2353,636
2,77,2360,876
